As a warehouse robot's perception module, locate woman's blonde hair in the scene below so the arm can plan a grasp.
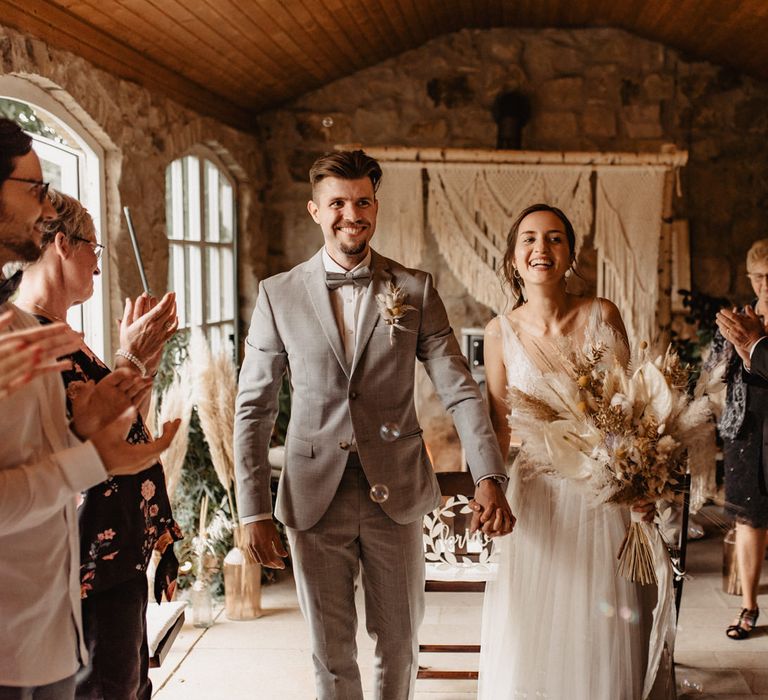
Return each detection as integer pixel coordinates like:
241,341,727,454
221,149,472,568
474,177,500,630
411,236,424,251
40,190,94,249
747,238,768,270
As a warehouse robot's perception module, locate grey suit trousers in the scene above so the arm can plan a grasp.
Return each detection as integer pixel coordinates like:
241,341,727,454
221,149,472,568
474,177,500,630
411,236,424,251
287,455,424,700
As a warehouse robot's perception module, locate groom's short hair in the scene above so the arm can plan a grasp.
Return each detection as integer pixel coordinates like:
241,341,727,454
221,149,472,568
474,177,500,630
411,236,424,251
309,150,383,195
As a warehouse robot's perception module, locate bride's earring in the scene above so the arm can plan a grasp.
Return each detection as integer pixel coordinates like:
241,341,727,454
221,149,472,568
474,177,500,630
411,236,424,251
513,267,522,282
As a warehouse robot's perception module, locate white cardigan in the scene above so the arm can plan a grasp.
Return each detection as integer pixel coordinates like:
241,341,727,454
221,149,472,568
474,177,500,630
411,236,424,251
0,302,106,686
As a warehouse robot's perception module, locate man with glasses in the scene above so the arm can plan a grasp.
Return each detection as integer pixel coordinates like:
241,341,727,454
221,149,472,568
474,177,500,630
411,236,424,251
0,117,180,699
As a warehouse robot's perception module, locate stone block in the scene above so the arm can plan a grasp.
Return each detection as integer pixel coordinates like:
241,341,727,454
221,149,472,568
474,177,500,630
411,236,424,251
622,104,663,139
643,73,675,101
584,64,622,102
582,103,617,138
532,111,579,145
539,76,584,110
522,37,585,80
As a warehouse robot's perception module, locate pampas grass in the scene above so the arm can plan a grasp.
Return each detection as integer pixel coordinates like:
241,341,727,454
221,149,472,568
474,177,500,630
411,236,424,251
157,361,193,502
189,329,240,538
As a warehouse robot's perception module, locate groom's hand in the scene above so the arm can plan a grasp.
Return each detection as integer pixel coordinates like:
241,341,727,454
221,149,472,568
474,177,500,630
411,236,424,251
244,521,288,569
470,479,515,538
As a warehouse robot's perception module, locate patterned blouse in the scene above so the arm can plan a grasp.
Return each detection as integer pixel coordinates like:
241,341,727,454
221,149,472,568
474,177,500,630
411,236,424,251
37,317,182,602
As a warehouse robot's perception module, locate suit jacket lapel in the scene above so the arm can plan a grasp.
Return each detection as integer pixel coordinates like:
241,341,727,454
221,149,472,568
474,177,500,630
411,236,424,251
303,250,350,378
351,251,391,377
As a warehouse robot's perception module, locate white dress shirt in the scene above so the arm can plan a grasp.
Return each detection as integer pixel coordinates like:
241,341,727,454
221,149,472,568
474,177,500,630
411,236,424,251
241,248,371,525
0,303,107,686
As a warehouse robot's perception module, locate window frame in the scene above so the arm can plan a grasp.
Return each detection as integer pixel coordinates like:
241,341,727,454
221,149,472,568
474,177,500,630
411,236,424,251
166,146,239,353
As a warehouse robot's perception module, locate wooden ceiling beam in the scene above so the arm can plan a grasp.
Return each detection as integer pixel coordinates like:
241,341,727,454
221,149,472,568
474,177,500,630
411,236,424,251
0,0,257,132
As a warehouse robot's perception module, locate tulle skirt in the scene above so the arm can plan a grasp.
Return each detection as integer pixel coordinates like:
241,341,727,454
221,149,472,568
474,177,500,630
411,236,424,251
478,469,647,700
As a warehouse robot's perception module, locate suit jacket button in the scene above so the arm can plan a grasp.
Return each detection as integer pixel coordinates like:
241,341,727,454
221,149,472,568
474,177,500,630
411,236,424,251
349,391,358,399
339,441,350,450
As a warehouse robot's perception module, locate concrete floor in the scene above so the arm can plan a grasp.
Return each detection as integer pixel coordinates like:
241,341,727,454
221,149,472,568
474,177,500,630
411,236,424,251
150,511,768,700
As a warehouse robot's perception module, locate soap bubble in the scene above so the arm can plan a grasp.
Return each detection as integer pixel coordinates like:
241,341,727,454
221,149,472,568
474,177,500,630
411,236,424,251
321,116,334,128
369,484,390,503
679,678,703,693
379,422,401,442
618,605,640,624
687,522,705,539
179,561,193,574
598,601,615,618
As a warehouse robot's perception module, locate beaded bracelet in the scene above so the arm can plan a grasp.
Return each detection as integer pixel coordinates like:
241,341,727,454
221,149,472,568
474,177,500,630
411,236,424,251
116,348,148,378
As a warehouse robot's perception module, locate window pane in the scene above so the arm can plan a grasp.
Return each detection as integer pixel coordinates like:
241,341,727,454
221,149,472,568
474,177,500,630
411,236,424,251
185,156,201,241
220,247,234,320
209,323,235,356
204,161,219,242
169,160,184,241
205,247,221,323
169,244,187,327
220,178,234,243
186,245,202,326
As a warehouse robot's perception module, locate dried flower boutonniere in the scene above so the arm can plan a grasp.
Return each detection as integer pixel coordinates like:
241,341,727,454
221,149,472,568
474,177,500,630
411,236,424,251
376,281,417,345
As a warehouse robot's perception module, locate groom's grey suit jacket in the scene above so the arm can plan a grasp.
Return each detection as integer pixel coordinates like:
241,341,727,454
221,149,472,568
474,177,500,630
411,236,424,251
234,248,505,531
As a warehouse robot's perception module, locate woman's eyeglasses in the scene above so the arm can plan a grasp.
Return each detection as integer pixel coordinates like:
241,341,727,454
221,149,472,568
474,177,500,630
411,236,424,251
71,235,105,261
6,177,50,203
747,272,768,285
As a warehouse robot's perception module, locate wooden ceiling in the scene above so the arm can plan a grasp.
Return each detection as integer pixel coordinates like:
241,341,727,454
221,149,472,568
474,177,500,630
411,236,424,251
1,0,766,132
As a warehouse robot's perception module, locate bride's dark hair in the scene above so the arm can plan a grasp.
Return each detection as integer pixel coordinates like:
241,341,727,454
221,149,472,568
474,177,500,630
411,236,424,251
500,203,577,309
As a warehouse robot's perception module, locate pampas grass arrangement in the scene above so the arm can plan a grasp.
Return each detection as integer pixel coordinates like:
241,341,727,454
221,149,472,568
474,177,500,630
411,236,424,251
157,361,193,502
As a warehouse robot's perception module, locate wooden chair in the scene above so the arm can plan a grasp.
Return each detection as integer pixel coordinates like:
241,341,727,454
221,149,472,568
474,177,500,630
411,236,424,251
146,602,186,668
418,471,494,681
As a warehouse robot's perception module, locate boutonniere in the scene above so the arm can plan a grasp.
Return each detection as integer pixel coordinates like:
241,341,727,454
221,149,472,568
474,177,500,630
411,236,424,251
376,282,417,345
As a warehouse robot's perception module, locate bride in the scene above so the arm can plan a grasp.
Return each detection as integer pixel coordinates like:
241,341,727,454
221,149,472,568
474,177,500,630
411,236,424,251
477,204,674,699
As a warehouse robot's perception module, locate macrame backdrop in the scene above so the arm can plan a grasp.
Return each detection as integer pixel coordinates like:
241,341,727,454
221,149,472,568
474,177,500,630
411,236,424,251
426,164,593,313
366,148,685,343
373,164,425,269
595,167,666,347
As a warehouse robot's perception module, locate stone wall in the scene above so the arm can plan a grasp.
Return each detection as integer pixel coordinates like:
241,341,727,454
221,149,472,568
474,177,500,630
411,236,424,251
0,24,267,345
257,26,768,469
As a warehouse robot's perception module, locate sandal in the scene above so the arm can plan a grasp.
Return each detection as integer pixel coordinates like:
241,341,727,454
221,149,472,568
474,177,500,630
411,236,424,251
726,607,759,640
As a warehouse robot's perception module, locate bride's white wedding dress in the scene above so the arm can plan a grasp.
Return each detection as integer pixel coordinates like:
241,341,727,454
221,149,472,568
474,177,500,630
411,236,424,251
478,301,675,700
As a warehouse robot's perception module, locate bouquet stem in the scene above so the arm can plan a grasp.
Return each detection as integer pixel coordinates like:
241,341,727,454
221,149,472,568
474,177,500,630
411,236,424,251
617,512,657,585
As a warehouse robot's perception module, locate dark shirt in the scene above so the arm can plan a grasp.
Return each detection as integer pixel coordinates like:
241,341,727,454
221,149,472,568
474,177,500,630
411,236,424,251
36,316,182,602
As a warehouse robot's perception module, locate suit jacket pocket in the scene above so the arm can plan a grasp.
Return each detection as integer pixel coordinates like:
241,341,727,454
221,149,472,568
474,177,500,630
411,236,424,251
287,435,314,458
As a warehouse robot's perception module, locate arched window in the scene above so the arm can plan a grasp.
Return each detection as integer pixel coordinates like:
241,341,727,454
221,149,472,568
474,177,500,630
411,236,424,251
0,77,110,359
166,151,236,351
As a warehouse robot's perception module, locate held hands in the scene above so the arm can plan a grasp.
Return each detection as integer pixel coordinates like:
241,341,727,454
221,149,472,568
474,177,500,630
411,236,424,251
70,367,152,439
0,311,82,399
469,478,516,538
118,292,178,376
244,520,289,569
716,307,765,365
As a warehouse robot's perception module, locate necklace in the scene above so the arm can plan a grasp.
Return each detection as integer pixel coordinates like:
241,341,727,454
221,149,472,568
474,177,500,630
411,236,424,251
31,302,68,324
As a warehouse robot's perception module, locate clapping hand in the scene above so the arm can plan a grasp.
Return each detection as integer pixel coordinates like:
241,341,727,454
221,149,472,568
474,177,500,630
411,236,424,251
469,478,516,538
70,367,152,439
118,292,178,376
716,307,765,365
0,310,82,400
90,409,181,476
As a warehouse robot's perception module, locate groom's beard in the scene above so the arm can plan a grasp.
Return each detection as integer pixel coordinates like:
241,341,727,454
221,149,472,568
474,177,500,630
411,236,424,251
339,240,368,257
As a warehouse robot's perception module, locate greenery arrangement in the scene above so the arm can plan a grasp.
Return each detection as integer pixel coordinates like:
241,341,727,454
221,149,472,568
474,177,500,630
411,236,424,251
154,331,290,595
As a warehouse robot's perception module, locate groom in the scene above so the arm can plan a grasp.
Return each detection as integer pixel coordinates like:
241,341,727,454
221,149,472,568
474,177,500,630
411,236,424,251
234,150,513,700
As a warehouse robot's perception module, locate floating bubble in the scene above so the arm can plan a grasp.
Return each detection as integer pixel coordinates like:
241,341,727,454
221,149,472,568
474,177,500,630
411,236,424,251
179,560,193,574
321,116,334,128
598,601,615,618
369,483,390,503
618,605,640,624
679,678,703,693
379,422,401,442
687,522,705,539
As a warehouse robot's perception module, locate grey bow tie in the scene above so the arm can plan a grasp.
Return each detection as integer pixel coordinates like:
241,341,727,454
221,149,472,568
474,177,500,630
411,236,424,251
325,267,371,290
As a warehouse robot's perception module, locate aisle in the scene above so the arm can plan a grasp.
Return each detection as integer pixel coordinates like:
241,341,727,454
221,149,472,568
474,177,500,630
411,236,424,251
151,513,768,699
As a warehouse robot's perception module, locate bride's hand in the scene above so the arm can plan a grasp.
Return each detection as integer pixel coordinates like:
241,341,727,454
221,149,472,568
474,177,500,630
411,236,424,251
631,500,656,523
470,479,515,537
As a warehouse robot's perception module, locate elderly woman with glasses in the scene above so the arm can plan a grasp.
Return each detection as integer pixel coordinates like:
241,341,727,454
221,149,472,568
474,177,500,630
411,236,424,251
708,238,768,641
15,190,182,700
